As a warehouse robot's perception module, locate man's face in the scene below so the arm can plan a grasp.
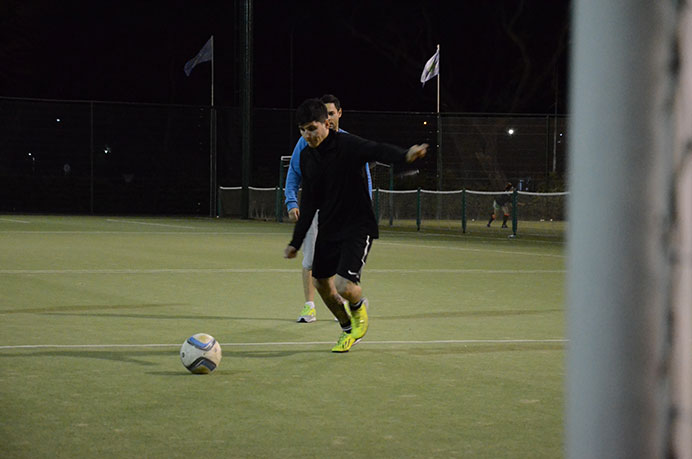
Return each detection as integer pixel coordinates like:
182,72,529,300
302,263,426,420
324,103,342,131
299,119,330,148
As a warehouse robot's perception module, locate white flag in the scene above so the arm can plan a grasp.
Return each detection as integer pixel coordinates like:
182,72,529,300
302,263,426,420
420,48,439,86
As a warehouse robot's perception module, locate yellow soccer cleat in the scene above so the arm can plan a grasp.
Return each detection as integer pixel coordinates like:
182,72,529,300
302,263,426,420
297,303,316,323
331,331,357,353
350,298,369,340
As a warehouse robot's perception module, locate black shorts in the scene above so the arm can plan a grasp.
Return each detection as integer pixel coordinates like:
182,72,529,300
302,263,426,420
311,233,373,284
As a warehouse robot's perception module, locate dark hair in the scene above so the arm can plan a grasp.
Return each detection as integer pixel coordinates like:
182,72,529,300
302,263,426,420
320,94,341,111
296,98,327,126
504,182,513,191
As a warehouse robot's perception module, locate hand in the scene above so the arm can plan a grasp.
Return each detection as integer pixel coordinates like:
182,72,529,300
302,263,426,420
284,245,298,259
288,208,300,222
406,143,428,163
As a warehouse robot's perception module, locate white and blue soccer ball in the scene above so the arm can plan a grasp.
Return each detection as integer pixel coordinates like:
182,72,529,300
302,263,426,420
180,333,222,374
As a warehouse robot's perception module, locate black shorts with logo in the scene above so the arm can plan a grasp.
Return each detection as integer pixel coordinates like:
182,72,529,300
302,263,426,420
311,233,373,284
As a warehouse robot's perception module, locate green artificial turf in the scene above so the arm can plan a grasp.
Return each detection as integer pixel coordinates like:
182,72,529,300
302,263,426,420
0,215,565,458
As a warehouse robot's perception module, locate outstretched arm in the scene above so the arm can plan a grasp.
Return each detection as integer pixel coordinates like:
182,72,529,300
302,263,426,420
345,133,428,166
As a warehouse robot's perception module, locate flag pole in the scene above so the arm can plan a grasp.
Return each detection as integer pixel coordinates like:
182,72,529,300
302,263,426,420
436,43,440,113
211,35,215,107
436,44,442,192
209,35,217,217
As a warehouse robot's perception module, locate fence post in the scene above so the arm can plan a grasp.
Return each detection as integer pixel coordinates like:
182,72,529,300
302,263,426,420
512,189,518,236
416,188,421,231
277,156,285,223
374,188,380,223
389,165,394,227
275,186,281,222
461,188,466,233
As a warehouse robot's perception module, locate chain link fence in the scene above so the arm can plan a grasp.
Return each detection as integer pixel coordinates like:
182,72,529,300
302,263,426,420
0,97,567,215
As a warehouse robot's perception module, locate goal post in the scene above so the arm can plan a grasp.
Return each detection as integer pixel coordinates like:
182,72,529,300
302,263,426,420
276,155,292,222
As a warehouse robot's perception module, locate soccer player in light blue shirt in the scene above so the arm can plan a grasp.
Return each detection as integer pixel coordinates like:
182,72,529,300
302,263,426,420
284,94,372,323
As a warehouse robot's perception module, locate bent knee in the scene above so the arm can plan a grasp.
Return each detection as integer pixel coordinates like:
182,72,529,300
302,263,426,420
334,275,357,296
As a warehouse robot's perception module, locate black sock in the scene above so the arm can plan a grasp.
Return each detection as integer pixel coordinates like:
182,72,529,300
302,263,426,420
350,299,364,311
341,324,352,333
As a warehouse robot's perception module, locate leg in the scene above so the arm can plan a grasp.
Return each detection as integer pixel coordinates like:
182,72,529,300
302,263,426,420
302,268,315,302
312,234,368,353
296,213,319,323
488,200,499,227
313,277,349,325
333,234,373,342
335,275,369,341
334,275,362,305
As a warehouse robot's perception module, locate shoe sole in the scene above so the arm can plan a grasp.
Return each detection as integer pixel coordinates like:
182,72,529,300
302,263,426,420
297,317,316,323
331,337,362,353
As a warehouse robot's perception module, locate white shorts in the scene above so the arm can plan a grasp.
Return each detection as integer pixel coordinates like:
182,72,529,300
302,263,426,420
302,211,319,270
493,201,509,215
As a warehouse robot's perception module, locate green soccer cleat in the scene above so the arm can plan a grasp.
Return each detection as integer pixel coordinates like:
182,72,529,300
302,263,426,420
331,331,357,353
297,303,316,323
350,298,369,340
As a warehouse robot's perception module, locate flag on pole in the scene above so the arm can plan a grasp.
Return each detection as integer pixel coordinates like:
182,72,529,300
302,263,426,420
420,48,439,86
184,36,213,76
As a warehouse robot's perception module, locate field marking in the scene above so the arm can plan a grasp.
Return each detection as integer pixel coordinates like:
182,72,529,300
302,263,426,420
0,231,287,235
0,268,565,275
0,338,567,350
0,218,31,224
378,241,565,258
106,218,198,229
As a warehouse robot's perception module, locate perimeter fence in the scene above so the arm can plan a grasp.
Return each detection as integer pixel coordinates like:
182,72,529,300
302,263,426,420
0,97,567,217
218,186,567,238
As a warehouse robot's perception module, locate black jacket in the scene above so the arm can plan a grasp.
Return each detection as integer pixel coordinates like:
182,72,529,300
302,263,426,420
289,130,409,249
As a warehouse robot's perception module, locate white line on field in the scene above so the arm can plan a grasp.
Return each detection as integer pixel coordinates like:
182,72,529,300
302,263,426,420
0,268,565,275
0,338,567,350
378,241,565,258
0,231,287,235
106,218,198,229
0,218,31,223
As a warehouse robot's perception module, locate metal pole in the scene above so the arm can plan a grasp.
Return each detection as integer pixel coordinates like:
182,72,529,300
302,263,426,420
553,68,558,173
209,35,216,217
89,101,94,214
461,189,466,233
567,2,674,458
671,5,692,457
240,0,253,219
436,44,442,192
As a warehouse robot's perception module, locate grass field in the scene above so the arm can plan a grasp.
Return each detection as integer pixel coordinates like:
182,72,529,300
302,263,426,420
0,215,566,458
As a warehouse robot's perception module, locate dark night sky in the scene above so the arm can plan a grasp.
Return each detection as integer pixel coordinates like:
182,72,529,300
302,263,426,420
0,0,570,114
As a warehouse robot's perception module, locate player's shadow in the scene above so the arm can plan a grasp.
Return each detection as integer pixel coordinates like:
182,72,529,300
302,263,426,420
374,342,565,356
0,303,179,315
1,303,293,322
0,348,172,366
41,312,292,321
376,309,562,320
0,347,328,373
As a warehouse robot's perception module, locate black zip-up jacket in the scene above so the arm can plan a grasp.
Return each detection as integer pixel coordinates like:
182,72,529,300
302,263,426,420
289,130,410,249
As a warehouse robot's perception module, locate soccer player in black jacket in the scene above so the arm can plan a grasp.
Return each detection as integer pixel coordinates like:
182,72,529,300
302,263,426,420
284,98,427,352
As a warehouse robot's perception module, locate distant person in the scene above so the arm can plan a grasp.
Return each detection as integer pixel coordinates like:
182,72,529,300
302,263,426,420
487,182,514,228
284,94,372,323
284,98,427,352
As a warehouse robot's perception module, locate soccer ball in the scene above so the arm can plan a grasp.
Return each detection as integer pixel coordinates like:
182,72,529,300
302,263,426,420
180,333,222,374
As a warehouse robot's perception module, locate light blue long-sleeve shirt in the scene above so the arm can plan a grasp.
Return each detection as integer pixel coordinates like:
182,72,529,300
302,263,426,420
284,129,373,212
